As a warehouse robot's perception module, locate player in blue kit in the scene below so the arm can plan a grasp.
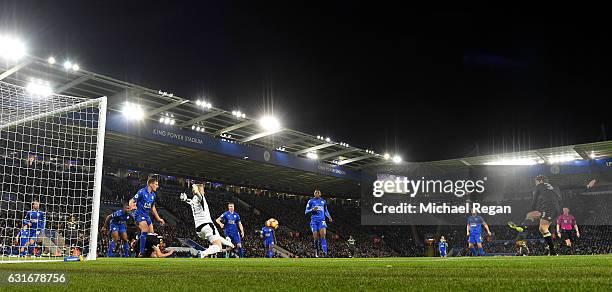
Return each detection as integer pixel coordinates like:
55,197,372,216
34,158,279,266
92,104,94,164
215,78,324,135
102,202,135,257
439,236,448,257
216,202,245,258
15,221,31,257
261,224,276,258
129,178,165,257
467,210,491,256
24,199,45,256
305,189,333,257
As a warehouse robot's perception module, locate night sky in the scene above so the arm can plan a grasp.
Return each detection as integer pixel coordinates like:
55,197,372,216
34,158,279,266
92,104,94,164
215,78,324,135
2,2,611,161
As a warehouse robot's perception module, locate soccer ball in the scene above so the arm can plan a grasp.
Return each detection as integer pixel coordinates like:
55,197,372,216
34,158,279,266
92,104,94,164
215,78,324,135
266,218,279,229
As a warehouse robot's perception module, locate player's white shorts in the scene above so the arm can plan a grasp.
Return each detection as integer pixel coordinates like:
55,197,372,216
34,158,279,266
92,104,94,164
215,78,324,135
196,223,222,243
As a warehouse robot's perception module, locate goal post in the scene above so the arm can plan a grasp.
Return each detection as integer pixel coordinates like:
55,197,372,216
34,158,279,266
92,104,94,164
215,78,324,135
0,81,107,262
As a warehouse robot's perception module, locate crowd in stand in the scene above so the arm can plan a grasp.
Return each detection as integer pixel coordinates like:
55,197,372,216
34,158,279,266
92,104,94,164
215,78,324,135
3,155,611,259
95,172,612,258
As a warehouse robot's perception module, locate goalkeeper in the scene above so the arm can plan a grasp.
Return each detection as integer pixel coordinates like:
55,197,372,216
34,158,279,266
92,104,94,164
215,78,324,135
181,183,234,258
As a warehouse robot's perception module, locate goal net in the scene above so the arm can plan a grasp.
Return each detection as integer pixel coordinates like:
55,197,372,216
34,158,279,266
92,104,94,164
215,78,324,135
0,81,106,262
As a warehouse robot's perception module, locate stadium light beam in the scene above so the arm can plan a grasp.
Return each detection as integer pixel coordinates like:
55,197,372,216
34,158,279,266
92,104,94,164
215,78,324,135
0,36,26,61
122,102,144,121
484,158,537,166
392,155,402,164
26,79,52,97
47,56,56,64
306,152,318,160
63,60,73,70
259,116,280,131
548,155,578,164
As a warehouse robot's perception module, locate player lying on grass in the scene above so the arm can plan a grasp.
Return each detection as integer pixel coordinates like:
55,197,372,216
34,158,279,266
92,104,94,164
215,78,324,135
181,183,234,258
129,178,165,257
101,202,135,257
509,176,595,255
132,233,174,258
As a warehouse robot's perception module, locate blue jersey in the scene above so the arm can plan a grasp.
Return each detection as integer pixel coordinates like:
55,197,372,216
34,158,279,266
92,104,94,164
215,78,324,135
132,186,157,215
219,211,241,234
18,229,30,245
110,209,132,225
305,198,332,222
25,210,45,230
262,226,274,242
467,215,485,234
439,241,448,251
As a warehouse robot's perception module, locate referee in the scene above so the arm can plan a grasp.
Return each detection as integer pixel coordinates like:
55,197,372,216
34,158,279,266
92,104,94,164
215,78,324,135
556,207,580,255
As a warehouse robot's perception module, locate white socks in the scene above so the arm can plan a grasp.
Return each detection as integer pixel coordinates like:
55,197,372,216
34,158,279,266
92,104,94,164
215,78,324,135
200,244,221,257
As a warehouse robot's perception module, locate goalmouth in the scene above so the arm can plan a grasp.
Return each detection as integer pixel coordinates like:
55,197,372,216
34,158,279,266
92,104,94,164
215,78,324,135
0,81,107,262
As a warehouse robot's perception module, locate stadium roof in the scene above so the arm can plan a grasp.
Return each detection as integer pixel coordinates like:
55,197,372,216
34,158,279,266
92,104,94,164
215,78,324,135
0,55,386,169
425,140,612,168
2,55,611,198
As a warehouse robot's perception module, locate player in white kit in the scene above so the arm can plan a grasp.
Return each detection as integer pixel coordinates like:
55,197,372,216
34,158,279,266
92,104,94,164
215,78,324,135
180,183,234,258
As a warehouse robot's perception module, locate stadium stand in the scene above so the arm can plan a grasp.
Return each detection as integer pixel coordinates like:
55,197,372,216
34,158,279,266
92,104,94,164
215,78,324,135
93,165,612,258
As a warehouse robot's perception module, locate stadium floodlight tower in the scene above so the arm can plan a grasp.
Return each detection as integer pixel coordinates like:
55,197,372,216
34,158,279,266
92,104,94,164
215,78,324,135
0,81,107,262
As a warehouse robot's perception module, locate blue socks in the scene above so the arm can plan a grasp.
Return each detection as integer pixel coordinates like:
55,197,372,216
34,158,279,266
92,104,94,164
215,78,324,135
123,242,130,257
321,238,328,254
470,247,485,256
238,247,244,258
139,232,148,255
108,240,116,257
313,239,320,256
267,250,273,258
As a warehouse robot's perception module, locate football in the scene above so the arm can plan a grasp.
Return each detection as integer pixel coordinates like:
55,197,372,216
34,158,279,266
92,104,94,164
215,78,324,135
266,218,279,229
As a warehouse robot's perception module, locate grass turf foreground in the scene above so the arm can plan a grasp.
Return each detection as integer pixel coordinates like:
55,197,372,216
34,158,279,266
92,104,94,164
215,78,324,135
0,255,611,291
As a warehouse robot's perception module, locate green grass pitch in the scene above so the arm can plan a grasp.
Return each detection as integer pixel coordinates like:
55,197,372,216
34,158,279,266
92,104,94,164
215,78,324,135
1,255,611,291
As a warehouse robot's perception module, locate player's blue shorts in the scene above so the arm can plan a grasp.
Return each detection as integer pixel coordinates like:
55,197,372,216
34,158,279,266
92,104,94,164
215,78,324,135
110,223,127,234
468,233,482,244
29,229,43,241
310,220,327,232
264,240,274,248
134,211,152,225
225,231,241,244
19,238,30,248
